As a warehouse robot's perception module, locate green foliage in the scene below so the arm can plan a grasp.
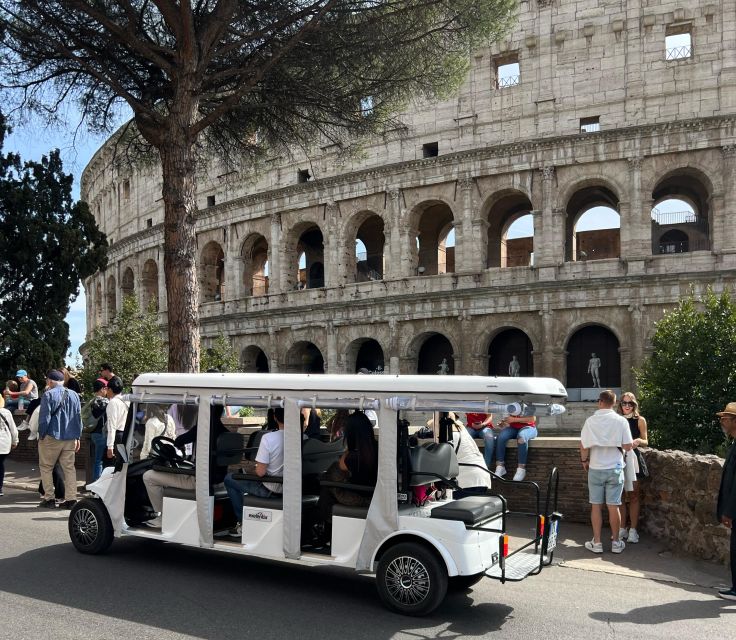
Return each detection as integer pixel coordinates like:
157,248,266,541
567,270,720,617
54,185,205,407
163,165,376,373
200,333,240,373
237,406,254,418
636,288,736,454
80,296,166,394
0,113,107,382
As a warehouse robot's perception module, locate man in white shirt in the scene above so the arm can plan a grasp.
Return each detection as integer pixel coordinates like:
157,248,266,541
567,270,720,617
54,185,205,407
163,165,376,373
105,377,130,460
580,389,633,554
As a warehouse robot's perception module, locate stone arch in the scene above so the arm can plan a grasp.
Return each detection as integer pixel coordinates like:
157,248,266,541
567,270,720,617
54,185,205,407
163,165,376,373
650,167,712,254
121,267,135,300
94,280,103,326
140,259,159,311
345,210,385,283
345,337,386,373
487,327,534,376
241,345,270,373
565,324,621,389
407,331,456,375
483,189,535,268
106,274,117,320
564,181,621,262
200,240,225,302
285,341,325,373
241,233,270,296
408,200,456,276
285,221,325,290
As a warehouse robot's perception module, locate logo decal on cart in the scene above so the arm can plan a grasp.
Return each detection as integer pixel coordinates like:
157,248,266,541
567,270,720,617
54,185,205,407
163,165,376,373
245,510,272,522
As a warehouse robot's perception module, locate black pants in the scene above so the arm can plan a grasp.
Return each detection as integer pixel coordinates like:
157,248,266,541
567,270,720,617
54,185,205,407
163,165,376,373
731,525,736,590
38,463,65,499
0,453,6,490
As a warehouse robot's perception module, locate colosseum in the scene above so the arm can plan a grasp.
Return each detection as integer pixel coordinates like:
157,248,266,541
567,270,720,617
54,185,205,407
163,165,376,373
83,0,736,422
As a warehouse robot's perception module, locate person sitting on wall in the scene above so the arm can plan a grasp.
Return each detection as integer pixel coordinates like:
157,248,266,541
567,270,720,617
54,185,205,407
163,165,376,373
3,370,39,410
494,408,538,482
465,412,495,468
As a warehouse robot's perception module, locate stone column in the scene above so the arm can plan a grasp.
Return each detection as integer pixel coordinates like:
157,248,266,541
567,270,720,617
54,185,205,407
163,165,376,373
537,167,561,278
628,304,644,387
388,318,400,374
115,261,123,313
530,209,542,267
269,213,283,294
624,156,650,259
384,189,403,280
268,328,280,373
619,347,632,392
538,309,555,378
456,177,482,273
323,203,340,288
326,323,338,374
718,145,736,252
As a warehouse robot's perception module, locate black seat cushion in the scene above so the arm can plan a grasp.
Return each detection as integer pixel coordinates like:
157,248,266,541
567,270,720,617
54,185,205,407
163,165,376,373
430,496,504,525
332,504,370,519
162,487,196,501
242,494,319,510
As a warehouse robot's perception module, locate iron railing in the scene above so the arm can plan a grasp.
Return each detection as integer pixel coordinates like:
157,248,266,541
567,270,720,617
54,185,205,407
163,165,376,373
497,75,520,88
651,209,698,225
666,45,692,61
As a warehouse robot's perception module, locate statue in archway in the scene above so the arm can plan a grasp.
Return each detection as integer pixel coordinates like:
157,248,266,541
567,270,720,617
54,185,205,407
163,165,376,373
508,355,521,377
437,358,449,375
588,352,602,388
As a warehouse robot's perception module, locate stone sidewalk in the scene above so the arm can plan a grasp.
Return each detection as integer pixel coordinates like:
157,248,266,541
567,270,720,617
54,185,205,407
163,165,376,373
3,458,87,493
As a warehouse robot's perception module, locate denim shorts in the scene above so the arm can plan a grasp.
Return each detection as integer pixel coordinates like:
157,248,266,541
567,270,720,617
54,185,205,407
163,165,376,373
588,468,624,505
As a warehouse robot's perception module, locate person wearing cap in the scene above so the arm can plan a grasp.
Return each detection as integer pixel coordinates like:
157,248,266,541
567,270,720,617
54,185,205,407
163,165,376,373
716,402,736,600
37,369,82,508
82,378,110,481
3,369,39,410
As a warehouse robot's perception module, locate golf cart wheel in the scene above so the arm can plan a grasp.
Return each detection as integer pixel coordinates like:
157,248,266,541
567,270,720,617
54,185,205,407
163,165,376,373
376,542,448,616
68,498,114,554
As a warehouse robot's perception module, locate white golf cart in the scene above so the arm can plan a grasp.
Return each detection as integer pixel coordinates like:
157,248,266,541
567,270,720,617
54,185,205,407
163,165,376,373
69,373,565,616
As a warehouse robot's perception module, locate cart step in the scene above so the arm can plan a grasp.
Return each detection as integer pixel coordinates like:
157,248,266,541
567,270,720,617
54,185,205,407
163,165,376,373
485,549,542,581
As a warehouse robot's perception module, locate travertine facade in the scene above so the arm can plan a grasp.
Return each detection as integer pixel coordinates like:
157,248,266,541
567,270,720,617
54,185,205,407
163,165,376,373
83,0,736,406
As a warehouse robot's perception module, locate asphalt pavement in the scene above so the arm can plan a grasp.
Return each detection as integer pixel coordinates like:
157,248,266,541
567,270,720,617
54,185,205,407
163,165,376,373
0,461,734,640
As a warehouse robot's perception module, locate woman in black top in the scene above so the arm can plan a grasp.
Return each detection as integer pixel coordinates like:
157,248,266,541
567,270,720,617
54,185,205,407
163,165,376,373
618,392,648,544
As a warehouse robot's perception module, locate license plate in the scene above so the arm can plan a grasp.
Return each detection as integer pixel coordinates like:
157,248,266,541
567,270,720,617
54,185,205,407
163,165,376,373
546,520,559,552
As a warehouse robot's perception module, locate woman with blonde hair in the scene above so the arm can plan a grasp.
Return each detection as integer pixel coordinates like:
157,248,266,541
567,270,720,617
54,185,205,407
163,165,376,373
617,391,648,543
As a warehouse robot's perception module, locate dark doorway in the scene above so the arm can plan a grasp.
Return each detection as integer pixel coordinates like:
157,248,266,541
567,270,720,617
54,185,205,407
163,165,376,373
354,339,385,373
566,326,620,388
488,329,533,376
417,334,454,375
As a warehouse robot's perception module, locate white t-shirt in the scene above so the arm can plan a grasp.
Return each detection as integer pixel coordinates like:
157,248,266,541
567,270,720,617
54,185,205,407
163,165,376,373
580,409,633,470
452,427,492,490
106,395,130,448
141,415,176,459
255,429,284,493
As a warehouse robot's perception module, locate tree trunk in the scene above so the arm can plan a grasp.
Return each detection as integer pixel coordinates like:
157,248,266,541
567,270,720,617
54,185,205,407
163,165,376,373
158,127,200,373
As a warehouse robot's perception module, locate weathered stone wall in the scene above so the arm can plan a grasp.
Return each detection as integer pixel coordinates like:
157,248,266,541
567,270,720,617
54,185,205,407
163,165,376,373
639,448,729,565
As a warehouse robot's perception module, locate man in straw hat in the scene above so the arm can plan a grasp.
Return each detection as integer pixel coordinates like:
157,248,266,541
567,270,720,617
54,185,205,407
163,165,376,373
716,401,736,600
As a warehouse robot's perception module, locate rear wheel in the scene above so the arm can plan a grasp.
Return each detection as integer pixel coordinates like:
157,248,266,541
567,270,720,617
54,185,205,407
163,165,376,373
448,573,485,592
68,498,114,554
376,542,448,616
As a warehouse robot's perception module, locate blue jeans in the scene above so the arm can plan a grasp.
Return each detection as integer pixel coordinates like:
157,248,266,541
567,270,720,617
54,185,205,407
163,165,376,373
90,432,107,482
224,473,277,522
466,426,496,467
495,426,538,466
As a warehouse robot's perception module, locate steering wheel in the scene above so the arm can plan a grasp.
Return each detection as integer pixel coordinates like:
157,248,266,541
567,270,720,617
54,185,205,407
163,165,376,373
150,436,186,466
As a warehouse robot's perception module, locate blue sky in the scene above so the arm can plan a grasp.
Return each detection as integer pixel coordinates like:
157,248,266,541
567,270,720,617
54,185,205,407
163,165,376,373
5,114,110,366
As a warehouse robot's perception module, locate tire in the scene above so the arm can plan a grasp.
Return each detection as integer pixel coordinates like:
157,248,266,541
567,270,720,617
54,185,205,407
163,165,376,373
376,542,448,616
448,573,485,592
68,498,114,555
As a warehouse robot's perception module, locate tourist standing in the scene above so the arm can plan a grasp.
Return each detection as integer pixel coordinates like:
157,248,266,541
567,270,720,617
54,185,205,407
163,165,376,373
716,402,736,600
37,370,82,508
0,396,19,496
618,392,648,543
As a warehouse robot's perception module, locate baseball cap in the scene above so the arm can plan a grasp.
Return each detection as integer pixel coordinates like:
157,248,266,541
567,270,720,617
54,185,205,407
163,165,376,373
16,369,27,377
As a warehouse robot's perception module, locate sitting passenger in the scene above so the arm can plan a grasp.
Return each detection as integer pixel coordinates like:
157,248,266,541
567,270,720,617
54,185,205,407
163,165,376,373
220,408,286,538
140,404,176,460
142,406,229,528
321,411,377,511
447,413,492,498
494,409,537,482
326,409,349,442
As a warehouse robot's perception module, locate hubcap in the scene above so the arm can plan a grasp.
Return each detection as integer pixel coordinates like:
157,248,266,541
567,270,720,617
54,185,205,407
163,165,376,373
72,508,99,546
385,555,431,606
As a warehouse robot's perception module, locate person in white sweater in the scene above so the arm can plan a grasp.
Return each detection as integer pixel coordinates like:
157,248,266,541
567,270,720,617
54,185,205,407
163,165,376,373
140,404,176,459
0,399,19,496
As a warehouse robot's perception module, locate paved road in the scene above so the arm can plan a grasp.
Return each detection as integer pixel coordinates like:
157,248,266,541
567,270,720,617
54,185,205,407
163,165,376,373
0,488,734,640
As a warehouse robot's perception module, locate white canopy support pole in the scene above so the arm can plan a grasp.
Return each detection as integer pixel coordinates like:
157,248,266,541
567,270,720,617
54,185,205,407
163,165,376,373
283,398,303,560
197,393,215,548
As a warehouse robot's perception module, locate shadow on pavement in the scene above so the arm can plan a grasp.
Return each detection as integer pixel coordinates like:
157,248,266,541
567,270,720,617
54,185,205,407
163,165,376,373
589,592,736,625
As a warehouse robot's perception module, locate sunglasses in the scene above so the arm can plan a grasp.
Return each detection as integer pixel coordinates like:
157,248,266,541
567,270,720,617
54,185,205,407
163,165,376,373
621,401,635,407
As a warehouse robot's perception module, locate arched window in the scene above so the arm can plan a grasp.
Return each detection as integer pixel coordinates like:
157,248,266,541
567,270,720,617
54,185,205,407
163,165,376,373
566,325,620,393
241,346,269,373
285,341,325,373
354,215,385,282
121,267,135,300
141,259,159,311
416,333,454,374
565,186,620,262
651,171,711,254
488,329,533,376
106,275,117,320
486,192,534,268
346,338,385,373
413,202,455,276
200,241,225,302
242,234,269,296
295,226,324,289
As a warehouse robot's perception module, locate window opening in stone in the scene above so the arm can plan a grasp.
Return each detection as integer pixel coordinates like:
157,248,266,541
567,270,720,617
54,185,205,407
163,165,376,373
242,234,270,296
422,142,439,158
354,215,385,282
565,325,621,400
486,192,534,268
146,218,153,228
241,345,269,373
200,241,225,302
206,195,216,207
579,116,600,133
417,333,454,375
121,267,135,300
415,202,455,276
123,180,131,200
665,28,692,60
360,96,374,116
297,169,311,183
286,341,325,373
348,338,385,374
488,328,534,377
106,275,117,320
565,185,620,262
295,226,324,289
495,54,520,89
651,180,709,254
141,259,159,312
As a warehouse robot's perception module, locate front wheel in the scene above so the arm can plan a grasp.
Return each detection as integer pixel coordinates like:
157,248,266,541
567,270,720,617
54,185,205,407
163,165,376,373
68,498,114,554
376,542,448,616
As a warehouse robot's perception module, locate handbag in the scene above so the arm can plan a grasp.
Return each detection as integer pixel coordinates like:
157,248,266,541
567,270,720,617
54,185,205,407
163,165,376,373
633,448,650,479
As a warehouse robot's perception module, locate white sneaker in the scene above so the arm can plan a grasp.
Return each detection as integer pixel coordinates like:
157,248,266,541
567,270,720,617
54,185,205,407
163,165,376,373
627,528,639,543
494,465,507,477
512,468,527,481
611,540,626,554
584,539,603,554
143,517,162,529
618,528,628,541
